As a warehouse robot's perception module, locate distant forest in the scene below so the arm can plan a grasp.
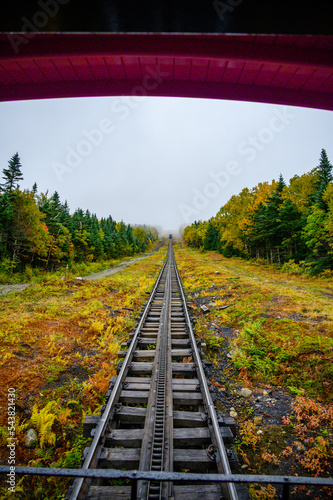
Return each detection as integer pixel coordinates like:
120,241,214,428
184,149,333,274
0,153,158,275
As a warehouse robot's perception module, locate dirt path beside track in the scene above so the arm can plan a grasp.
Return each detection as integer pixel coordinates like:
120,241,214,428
0,283,31,295
0,239,165,295
84,253,156,281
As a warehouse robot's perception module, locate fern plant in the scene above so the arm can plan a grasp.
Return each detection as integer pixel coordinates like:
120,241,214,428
30,401,57,448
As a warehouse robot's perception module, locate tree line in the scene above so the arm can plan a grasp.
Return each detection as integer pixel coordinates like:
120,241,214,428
0,153,158,274
184,149,333,274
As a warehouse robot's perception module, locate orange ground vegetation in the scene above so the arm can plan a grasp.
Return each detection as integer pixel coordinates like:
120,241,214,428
0,248,167,499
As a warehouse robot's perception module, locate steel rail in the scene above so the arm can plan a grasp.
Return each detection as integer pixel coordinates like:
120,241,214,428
69,252,169,500
2,466,333,488
148,256,172,499
137,252,172,499
173,251,239,500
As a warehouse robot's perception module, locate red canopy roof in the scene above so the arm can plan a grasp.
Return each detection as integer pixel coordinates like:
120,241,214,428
0,33,332,109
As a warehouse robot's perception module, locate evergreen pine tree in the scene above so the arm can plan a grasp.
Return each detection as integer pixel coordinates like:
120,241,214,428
278,198,305,261
313,149,333,210
126,224,135,254
71,208,90,260
203,220,220,251
50,191,62,216
276,173,286,193
100,216,117,258
89,214,104,259
0,153,24,193
0,192,14,256
59,200,72,231
250,175,286,262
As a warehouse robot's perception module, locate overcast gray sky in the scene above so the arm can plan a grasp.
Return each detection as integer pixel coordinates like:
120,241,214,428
0,96,332,233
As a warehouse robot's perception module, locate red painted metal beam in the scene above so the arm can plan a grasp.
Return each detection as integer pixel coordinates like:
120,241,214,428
0,78,332,111
0,33,332,110
1,33,332,67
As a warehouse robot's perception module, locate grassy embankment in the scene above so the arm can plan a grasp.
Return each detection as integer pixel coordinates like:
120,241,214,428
174,244,333,499
0,245,167,499
175,245,333,399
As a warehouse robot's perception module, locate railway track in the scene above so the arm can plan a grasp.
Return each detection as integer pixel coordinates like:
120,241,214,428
66,239,248,500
